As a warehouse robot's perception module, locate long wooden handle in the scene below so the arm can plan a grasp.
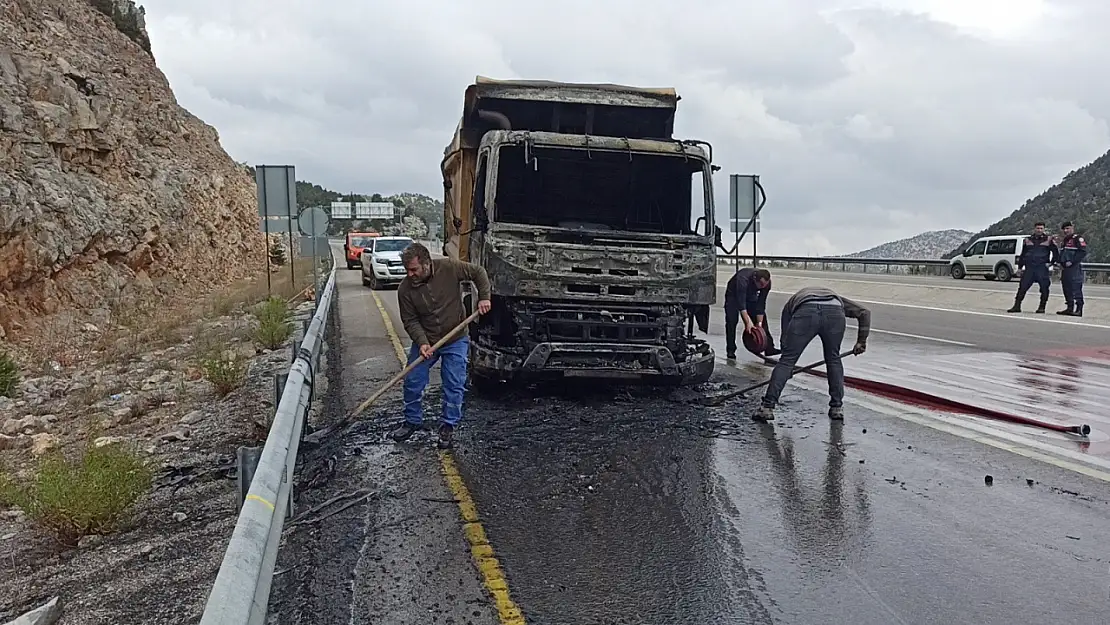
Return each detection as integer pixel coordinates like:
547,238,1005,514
349,309,481,419
704,350,855,406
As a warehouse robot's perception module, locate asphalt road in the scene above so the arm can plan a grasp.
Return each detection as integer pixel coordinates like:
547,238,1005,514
757,291,1110,354
336,271,1110,625
739,266,1110,300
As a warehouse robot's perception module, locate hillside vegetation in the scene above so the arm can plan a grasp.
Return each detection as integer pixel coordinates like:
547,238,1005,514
946,148,1110,261
850,229,973,260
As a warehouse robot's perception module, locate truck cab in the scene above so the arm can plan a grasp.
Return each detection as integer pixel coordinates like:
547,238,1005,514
443,77,718,387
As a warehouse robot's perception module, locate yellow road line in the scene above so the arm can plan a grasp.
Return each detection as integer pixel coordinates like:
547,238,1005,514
245,494,275,511
371,290,407,364
369,289,526,625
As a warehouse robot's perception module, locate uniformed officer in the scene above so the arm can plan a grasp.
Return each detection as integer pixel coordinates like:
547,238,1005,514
1007,222,1059,314
724,267,781,360
1056,221,1088,317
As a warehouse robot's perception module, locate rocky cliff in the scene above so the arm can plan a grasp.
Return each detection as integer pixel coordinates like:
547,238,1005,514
0,0,261,340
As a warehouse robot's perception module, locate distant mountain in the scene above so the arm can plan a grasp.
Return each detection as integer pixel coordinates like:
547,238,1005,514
849,229,974,259
944,148,1110,261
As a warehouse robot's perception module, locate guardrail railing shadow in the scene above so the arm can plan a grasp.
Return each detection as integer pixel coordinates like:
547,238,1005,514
198,267,338,625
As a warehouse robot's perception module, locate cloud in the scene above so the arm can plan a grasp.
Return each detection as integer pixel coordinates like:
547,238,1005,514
140,0,1110,255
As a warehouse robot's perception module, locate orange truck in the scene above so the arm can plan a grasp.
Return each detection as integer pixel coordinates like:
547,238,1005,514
343,231,380,269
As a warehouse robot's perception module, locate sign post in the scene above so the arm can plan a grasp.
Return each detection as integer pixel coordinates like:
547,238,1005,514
297,206,330,303
729,174,761,265
256,165,299,295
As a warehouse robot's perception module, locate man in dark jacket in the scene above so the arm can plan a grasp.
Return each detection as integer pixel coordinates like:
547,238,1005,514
724,267,780,360
393,243,491,449
1008,222,1059,314
756,286,871,423
1056,221,1088,317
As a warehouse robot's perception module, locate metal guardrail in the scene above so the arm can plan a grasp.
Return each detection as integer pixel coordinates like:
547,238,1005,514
198,267,338,625
716,253,1110,278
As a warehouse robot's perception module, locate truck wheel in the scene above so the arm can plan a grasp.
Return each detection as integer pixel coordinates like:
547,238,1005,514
950,263,966,280
469,373,503,396
994,264,1013,282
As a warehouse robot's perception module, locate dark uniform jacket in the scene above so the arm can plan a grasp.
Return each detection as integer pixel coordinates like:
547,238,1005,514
1059,234,1088,267
1017,235,1059,269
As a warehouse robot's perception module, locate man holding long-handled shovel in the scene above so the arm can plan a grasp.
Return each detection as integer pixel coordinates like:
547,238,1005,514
392,242,492,448
755,286,871,423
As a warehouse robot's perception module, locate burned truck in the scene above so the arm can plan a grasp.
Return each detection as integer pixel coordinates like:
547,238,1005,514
441,77,719,387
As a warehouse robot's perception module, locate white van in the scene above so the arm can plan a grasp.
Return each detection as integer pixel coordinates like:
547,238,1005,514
949,234,1025,282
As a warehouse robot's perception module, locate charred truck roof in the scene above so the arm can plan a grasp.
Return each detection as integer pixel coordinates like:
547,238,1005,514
443,76,717,387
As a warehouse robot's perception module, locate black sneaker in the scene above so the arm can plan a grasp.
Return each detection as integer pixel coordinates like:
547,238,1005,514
828,406,844,420
764,347,782,357
390,422,421,443
726,351,736,360
437,423,454,449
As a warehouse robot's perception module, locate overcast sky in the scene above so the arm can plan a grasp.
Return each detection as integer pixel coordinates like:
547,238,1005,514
140,0,1110,255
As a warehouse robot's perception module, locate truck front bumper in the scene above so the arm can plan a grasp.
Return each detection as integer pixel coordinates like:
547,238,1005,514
470,339,715,385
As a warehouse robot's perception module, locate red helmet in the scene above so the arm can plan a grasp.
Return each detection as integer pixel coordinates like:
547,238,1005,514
742,326,767,355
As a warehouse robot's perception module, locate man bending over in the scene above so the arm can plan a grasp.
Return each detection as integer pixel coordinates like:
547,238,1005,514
756,286,870,423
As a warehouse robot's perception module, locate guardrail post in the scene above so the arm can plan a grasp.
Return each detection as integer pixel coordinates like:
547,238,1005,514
236,446,263,511
273,373,288,412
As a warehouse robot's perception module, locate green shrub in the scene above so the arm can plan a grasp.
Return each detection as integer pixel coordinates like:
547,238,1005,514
89,0,152,54
251,297,293,350
0,351,18,398
0,442,153,546
199,353,248,397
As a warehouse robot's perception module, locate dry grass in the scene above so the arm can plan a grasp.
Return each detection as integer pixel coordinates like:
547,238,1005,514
7,254,325,372
205,257,318,319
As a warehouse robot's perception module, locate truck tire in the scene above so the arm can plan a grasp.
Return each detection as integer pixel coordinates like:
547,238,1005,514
468,373,504,396
950,263,966,280
994,263,1013,282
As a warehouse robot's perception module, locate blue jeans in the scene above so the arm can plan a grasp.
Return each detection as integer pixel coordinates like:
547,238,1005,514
762,302,846,409
402,336,469,426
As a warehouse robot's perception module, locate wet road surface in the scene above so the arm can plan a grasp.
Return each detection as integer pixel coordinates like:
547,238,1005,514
751,288,1110,354
355,283,1110,625
720,290,1110,459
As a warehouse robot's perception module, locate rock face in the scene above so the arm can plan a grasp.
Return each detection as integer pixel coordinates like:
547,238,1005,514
0,0,262,338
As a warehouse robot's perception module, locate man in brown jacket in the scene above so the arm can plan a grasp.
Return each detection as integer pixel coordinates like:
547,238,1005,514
391,242,491,448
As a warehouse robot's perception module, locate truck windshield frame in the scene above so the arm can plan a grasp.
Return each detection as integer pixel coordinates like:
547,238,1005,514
489,144,712,236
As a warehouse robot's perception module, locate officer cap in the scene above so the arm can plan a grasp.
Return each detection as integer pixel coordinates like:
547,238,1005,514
1061,221,1073,229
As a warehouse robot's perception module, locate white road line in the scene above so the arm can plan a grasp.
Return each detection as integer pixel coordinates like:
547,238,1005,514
783,372,1110,483
768,290,1110,330
719,284,1110,330
850,325,975,346
715,283,1110,337
719,268,1110,299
